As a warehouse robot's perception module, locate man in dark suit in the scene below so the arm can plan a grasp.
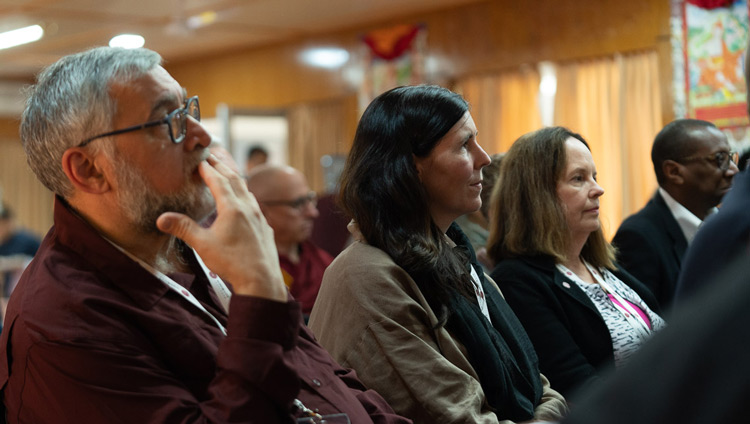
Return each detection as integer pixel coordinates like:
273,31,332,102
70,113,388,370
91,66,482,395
612,119,738,310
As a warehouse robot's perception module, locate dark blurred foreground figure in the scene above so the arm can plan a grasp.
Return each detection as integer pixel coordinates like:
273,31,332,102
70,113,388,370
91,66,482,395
564,255,750,424
487,127,664,399
309,85,567,423
738,148,750,171
612,119,737,310
0,46,410,424
675,165,750,304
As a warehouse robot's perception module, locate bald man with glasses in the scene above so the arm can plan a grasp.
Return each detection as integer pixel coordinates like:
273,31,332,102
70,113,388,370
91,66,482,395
612,119,738,311
246,165,333,320
0,46,410,424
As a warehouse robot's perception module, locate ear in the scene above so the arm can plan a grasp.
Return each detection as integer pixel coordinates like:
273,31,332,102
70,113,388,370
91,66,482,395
61,148,112,194
662,159,685,185
413,154,425,181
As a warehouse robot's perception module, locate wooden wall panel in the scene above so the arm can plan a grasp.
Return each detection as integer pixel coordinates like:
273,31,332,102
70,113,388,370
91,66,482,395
0,118,19,139
0,135,53,237
2,0,672,236
168,0,671,120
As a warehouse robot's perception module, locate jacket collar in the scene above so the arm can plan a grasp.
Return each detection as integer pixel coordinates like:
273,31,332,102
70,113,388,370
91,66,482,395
53,196,172,310
517,255,600,314
652,191,689,260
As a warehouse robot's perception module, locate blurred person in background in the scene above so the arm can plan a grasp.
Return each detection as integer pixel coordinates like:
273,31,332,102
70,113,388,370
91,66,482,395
244,144,268,176
246,165,333,320
0,202,40,327
468,152,504,270
455,154,504,256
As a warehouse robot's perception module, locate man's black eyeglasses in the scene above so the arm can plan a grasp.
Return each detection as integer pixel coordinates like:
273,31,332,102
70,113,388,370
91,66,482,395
77,96,200,147
261,192,318,211
676,150,739,172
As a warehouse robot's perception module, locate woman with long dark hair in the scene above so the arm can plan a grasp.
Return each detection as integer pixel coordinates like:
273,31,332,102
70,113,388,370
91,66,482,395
309,85,567,423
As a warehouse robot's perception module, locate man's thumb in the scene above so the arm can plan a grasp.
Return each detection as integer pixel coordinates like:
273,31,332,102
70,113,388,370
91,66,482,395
157,212,201,244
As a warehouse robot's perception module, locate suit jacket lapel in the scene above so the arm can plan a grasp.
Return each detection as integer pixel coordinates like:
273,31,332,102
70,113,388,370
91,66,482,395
653,192,688,265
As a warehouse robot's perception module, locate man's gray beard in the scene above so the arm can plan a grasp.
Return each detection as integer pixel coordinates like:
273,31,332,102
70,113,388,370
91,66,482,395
114,154,216,235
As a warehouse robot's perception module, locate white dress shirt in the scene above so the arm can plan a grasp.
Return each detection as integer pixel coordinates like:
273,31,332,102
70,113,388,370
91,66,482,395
658,187,717,244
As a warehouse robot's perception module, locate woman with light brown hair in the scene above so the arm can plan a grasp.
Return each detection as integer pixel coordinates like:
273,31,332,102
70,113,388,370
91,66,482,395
487,126,665,399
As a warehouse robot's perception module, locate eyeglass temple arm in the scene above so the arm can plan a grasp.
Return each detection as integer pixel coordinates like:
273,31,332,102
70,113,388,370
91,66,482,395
78,120,165,147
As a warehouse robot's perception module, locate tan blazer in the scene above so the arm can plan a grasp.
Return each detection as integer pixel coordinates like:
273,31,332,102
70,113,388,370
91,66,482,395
309,240,567,424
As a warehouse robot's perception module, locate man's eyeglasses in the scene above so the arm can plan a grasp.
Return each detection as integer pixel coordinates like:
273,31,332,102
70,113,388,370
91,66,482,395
676,150,739,172
261,192,318,211
77,96,200,147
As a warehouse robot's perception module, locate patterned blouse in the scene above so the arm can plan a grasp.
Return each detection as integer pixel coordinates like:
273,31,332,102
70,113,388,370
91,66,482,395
557,263,666,367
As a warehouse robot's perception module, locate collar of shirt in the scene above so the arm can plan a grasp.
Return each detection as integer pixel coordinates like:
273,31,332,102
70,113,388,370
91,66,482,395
658,187,717,244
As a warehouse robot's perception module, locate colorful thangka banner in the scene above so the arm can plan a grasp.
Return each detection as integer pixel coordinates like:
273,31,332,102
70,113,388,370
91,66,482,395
683,0,749,128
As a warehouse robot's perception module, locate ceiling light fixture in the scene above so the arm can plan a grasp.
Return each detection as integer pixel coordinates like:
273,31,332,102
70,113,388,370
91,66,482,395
301,47,350,69
0,24,44,50
109,34,145,49
186,11,218,29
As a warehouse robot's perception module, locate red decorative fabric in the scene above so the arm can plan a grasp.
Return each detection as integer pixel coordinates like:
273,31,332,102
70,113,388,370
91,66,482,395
686,0,733,9
362,24,422,61
279,240,333,315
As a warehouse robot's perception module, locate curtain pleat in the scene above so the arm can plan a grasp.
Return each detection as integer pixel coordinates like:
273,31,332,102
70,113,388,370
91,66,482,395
456,67,542,155
287,98,350,193
555,51,661,239
458,51,660,239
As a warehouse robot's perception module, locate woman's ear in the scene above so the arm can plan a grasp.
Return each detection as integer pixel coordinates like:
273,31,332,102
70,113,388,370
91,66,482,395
61,148,112,194
413,154,425,181
662,159,685,185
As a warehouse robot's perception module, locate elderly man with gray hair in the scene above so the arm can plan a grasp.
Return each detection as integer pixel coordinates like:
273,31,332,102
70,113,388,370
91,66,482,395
0,46,410,424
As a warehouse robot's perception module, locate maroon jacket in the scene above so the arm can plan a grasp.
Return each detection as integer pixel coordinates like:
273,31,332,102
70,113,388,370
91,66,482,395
0,197,410,424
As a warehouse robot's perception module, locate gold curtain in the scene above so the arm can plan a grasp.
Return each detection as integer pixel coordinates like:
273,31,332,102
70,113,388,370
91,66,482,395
555,51,661,239
287,97,351,193
0,138,54,237
455,67,542,155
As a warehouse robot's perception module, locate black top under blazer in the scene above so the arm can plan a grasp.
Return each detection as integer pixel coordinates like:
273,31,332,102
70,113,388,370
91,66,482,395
612,191,687,310
490,255,661,399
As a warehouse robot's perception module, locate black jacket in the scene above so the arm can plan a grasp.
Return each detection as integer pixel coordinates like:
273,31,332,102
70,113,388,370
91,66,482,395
612,191,686,310
490,255,661,399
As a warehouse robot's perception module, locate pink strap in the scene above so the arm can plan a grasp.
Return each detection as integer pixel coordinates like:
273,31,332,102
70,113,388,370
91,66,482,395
607,295,652,329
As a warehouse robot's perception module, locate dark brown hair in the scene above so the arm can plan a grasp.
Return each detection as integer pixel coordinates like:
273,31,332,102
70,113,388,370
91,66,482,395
338,85,476,324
